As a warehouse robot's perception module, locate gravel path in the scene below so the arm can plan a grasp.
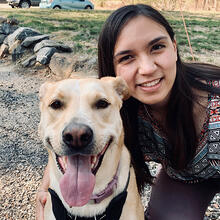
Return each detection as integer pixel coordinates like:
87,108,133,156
0,59,219,219
0,59,49,220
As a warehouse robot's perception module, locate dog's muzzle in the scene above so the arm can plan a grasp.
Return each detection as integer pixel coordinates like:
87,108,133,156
53,121,113,207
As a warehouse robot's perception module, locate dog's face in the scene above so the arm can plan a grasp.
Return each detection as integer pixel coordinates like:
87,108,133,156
38,76,129,207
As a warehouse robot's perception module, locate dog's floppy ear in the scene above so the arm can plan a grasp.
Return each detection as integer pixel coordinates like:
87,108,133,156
113,76,130,100
101,76,130,100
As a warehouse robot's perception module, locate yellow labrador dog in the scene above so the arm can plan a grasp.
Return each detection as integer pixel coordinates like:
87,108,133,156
38,76,144,220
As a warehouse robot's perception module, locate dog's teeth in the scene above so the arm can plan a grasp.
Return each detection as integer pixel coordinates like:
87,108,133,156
63,164,66,172
61,156,68,172
91,156,97,169
57,156,67,173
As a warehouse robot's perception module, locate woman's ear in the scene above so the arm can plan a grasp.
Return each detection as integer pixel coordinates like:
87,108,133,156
173,39,177,50
173,39,178,61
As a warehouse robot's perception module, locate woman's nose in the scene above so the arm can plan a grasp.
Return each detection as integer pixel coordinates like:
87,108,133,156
138,56,157,75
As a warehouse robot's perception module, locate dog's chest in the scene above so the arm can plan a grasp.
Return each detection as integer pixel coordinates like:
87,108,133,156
48,188,128,220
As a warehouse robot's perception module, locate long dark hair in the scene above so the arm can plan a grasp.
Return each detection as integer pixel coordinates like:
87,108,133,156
98,4,220,193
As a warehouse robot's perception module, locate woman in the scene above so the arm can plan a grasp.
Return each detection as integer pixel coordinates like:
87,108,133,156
98,4,220,220
37,4,220,220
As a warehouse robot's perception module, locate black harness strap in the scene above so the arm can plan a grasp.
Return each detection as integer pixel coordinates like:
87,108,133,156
105,190,127,220
48,188,71,220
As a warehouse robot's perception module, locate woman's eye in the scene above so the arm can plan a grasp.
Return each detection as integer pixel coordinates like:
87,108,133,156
151,44,165,51
95,99,110,109
118,55,133,63
49,100,63,110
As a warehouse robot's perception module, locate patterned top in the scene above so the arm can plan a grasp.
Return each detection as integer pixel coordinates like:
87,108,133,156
138,81,220,183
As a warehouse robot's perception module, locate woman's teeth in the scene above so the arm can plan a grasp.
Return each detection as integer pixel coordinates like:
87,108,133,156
142,79,160,87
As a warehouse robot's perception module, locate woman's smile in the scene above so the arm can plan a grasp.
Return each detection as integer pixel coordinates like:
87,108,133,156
137,78,162,89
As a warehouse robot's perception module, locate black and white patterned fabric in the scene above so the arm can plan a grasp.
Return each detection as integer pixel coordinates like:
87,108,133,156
137,81,220,183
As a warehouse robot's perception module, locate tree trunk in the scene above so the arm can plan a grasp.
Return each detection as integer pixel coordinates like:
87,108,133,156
195,0,199,9
217,0,220,10
202,0,209,9
213,0,218,10
163,0,167,9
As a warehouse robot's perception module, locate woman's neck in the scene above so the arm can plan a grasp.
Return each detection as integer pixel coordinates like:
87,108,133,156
144,103,168,130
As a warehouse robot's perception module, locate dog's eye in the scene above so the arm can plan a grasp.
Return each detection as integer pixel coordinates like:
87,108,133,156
49,100,63,110
95,99,110,109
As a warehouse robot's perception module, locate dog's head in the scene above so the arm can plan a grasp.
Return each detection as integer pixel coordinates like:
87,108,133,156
38,76,129,207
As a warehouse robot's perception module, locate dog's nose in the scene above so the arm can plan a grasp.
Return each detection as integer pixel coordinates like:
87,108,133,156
62,123,93,149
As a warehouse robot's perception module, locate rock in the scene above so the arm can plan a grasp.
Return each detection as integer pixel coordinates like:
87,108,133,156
6,18,19,26
73,57,97,72
21,55,37,67
11,45,27,62
86,57,97,70
0,23,18,35
21,34,50,48
0,34,7,44
34,39,72,53
0,17,7,24
0,44,9,58
49,52,75,78
16,27,41,41
9,39,21,54
5,27,41,47
36,47,57,65
73,58,87,71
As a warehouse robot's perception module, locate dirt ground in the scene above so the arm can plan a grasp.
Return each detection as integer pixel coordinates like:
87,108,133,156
0,58,50,219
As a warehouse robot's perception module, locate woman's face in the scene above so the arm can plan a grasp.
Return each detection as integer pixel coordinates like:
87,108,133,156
114,15,177,109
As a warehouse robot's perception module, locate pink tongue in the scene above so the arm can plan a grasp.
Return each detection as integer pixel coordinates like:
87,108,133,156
59,155,95,207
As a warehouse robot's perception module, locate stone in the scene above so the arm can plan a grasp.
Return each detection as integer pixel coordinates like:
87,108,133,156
0,44,9,58
11,45,26,62
0,34,7,44
0,17,7,24
86,57,97,69
0,23,18,35
49,52,75,78
16,27,41,41
36,47,57,65
21,55,37,67
5,27,41,47
9,40,21,54
6,18,19,26
21,34,50,48
34,39,72,53
73,57,97,72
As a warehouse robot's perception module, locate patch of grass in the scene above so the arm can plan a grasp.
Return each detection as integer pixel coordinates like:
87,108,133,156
0,8,219,63
185,56,199,61
73,42,83,52
163,11,220,54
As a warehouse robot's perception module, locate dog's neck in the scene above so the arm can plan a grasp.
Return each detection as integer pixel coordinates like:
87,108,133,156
48,163,131,220
90,163,120,204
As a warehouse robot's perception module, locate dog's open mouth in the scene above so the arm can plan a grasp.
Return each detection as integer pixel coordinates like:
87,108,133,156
55,137,113,207
56,137,113,175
